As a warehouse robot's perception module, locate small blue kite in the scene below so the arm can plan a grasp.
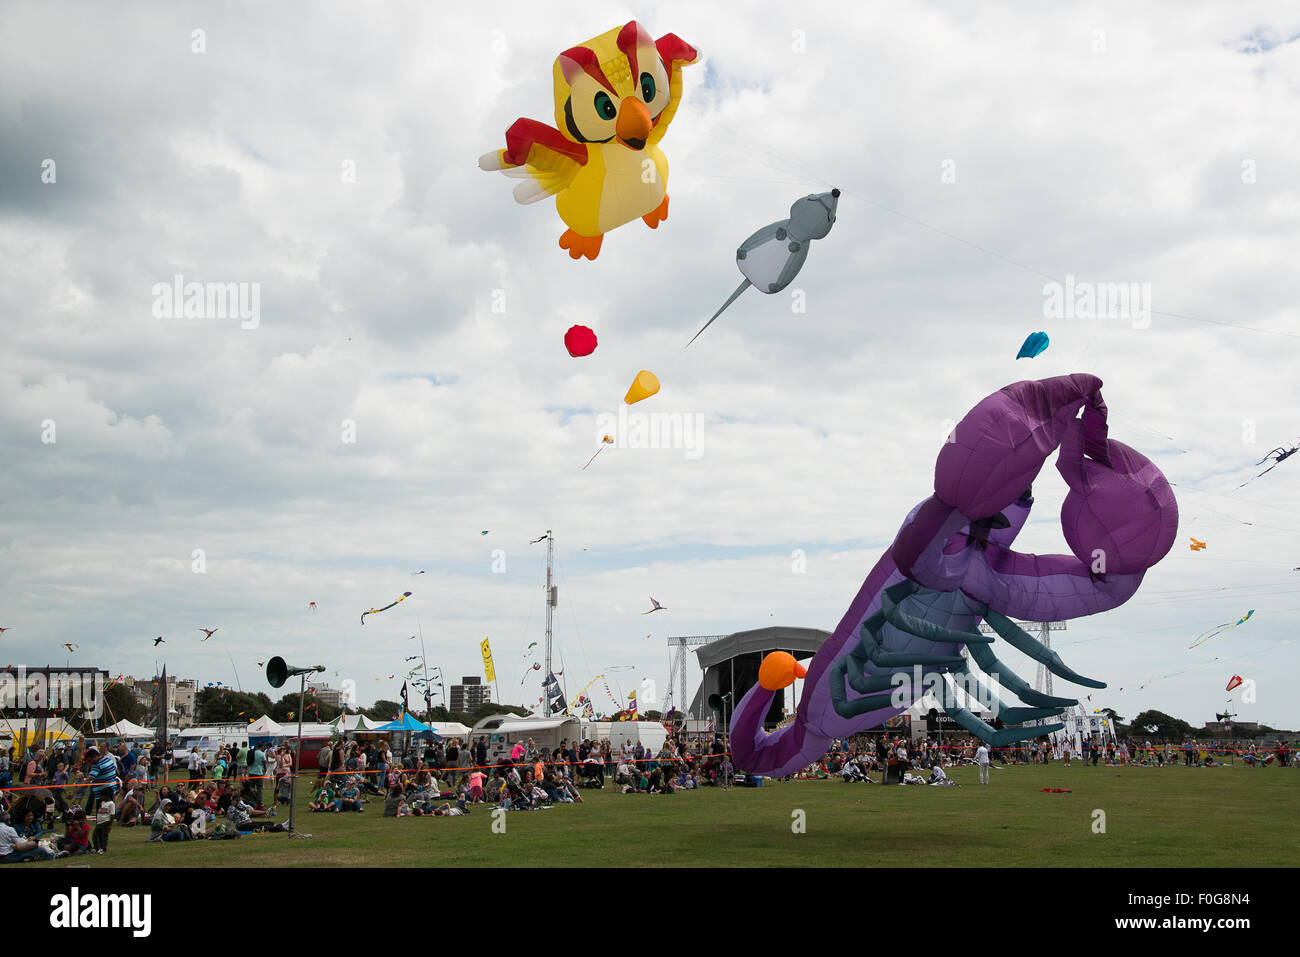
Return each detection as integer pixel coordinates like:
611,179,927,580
1017,331,1050,359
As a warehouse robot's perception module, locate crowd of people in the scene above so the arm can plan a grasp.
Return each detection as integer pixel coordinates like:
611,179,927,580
311,732,738,819
3,727,1291,861
0,730,741,861
0,738,308,862
786,733,1296,783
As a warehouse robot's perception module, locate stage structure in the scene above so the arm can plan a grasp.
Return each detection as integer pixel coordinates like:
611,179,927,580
687,627,831,728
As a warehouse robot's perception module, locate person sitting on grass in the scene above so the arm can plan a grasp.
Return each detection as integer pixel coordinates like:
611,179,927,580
227,799,282,833
537,769,562,804
840,757,868,783
383,783,405,818
485,771,504,804
558,775,583,804
14,808,43,842
614,760,638,789
149,799,194,842
63,807,91,855
149,786,175,817
927,765,956,787
335,778,363,812
528,777,550,806
309,784,335,812
118,786,145,828
0,810,56,863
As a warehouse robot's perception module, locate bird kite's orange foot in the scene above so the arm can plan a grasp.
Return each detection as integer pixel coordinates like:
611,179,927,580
642,195,669,229
559,229,603,261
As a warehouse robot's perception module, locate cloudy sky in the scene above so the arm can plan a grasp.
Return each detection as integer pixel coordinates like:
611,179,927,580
3,2,1298,730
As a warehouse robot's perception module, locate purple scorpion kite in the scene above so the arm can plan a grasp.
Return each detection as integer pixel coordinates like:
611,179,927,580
730,374,1179,776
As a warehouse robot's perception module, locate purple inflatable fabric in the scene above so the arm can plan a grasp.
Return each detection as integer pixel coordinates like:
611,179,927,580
729,374,1178,776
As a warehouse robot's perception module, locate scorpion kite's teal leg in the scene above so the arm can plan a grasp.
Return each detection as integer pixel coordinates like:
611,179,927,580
943,705,1063,747
943,663,1064,726
965,640,1079,709
982,610,1107,689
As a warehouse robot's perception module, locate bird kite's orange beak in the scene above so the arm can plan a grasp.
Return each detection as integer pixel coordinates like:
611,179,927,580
616,97,652,149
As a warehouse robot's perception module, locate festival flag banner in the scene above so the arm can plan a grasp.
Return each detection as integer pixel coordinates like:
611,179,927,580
480,637,495,682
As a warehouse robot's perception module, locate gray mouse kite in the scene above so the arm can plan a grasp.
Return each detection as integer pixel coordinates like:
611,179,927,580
686,188,840,347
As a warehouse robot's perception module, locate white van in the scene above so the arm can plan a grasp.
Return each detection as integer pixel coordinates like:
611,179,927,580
170,726,248,768
582,721,669,752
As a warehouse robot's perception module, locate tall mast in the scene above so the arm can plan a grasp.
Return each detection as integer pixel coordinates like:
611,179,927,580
544,529,555,716
418,617,430,720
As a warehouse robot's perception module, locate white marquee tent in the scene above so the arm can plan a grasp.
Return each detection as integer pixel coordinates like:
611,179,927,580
96,718,155,738
246,715,284,736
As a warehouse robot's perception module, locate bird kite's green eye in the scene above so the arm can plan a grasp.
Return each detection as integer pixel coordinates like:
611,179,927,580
640,72,656,101
594,91,616,119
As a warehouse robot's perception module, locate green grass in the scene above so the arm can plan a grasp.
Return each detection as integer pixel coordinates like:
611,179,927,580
35,762,1299,867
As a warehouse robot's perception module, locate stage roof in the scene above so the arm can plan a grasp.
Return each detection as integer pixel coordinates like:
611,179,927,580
693,626,831,669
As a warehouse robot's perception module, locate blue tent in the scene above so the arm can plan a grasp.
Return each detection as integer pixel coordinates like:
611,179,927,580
374,713,435,734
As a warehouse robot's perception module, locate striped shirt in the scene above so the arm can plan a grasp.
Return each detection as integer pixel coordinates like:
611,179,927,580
88,754,119,788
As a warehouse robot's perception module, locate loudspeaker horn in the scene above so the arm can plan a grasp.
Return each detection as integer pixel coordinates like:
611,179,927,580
266,657,325,689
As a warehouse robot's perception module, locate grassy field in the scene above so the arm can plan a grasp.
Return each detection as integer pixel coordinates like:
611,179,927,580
32,762,1299,868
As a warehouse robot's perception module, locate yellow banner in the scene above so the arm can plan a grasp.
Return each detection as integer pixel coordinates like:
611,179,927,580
480,637,495,682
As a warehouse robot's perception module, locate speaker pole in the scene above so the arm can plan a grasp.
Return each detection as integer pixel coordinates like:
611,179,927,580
288,670,305,838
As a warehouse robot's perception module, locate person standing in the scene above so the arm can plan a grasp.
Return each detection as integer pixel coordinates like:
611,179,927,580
457,742,472,783
316,741,334,788
275,745,294,792
24,749,47,789
976,742,990,785
353,745,367,786
374,739,389,792
235,743,249,795
444,739,459,785
247,744,266,804
83,746,121,814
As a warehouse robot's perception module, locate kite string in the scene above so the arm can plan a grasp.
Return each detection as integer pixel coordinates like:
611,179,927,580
1140,638,1294,689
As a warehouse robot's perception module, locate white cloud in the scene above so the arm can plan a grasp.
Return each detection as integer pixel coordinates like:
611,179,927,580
1,2,1297,730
